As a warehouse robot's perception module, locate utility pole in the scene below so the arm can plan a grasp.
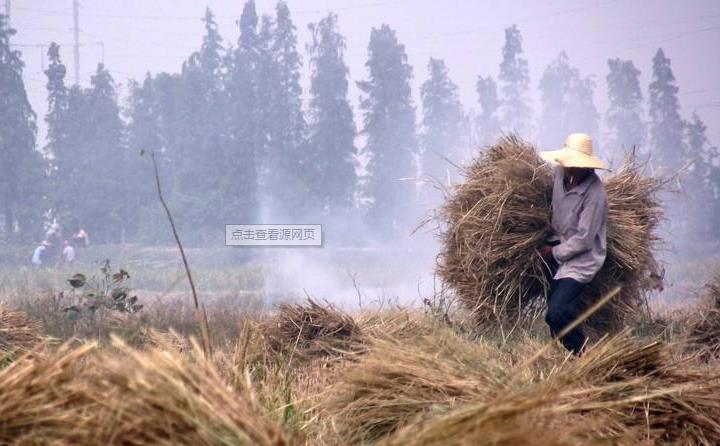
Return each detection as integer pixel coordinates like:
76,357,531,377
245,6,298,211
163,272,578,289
72,0,80,85
4,0,10,23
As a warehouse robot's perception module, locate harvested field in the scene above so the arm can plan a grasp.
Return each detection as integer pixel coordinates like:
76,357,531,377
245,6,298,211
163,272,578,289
0,296,718,445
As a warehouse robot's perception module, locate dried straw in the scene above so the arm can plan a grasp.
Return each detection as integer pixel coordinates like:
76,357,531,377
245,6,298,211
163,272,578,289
263,299,363,360
0,306,45,356
438,135,663,333
323,327,510,444
379,330,720,445
687,272,720,360
0,337,298,445
80,337,298,446
0,343,96,444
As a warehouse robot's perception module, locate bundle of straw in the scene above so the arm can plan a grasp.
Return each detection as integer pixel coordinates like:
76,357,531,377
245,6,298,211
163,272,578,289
323,328,511,444
263,299,363,360
378,390,629,446
80,337,298,446
0,344,96,444
379,331,720,445
438,135,663,332
0,306,45,355
688,272,720,359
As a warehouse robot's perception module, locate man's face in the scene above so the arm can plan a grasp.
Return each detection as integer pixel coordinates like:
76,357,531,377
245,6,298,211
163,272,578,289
563,167,592,179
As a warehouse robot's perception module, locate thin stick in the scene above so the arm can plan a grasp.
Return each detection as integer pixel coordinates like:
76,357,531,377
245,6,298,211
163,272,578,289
150,153,211,357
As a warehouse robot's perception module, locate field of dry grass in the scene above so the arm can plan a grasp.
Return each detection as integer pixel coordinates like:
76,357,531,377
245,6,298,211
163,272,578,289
1,269,720,445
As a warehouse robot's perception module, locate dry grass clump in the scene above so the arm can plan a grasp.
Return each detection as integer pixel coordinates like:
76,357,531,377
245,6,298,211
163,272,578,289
0,337,299,445
322,327,513,444
357,308,437,341
687,273,720,359
263,299,364,360
79,337,298,446
378,391,627,446
141,327,193,353
0,305,45,355
438,134,663,333
549,331,720,444
0,343,95,444
378,330,720,446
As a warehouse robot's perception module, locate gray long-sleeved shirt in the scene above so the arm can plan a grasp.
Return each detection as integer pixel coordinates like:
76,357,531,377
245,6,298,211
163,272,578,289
549,167,608,283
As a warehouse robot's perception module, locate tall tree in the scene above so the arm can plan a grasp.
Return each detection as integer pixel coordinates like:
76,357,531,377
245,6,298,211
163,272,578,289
498,24,531,135
684,112,719,240
44,42,70,220
605,58,644,156
420,57,464,184
0,15,45,241
306,12,356,215
538,51,598,149
259,1,308,220
222,0,260,225
648,48,685,171
358,24,417,237
125,73,162,238
173,7,227,239
475,75,501,147
83,64,126,242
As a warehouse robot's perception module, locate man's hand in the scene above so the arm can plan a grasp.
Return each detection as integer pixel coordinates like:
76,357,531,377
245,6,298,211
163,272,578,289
541,245,555,261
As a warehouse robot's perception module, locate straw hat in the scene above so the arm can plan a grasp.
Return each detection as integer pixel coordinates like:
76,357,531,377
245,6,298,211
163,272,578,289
539,133,607,169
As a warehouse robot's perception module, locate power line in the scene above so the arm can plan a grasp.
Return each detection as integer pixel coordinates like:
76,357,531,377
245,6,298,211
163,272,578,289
686,101,720,110
682,87,720,96
17,0,405,22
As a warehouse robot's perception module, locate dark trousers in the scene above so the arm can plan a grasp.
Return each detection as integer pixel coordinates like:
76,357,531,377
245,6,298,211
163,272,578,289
544,256,587,355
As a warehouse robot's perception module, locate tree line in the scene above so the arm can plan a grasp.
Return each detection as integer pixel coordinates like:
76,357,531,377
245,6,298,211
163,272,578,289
0,3,717,246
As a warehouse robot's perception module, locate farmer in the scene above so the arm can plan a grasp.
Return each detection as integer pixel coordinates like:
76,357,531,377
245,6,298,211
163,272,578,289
31,241,50,267
62,240,76,264
539,133,608,355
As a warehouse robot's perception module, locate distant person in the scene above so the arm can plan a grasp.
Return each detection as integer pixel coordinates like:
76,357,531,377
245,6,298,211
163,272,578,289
72,228,90,247
62,240,76,264
539,133,609,356
31,241,49,267
45,222,61,243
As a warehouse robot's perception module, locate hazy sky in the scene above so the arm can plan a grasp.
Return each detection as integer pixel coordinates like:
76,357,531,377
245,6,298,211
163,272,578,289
10,0,720,149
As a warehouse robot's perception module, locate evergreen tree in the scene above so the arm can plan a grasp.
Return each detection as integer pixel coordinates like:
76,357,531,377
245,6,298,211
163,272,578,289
174,7,227,239
684,112,719,240
306,12,356,215
127,74,162,165
126,73,163,238
259,2,308,220
475,75,501,146
538,51,598,149
648,48,685,170
44,42,70,220
605,58,644,155
222,0,260,225
82,64,127,242
0,15,45,241
498,24,531,135
148,72,182,195
358,24,417,237
420,57,464,184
